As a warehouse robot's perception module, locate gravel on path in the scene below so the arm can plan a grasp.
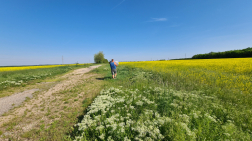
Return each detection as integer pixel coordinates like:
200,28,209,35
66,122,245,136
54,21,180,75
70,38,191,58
0,89,39,116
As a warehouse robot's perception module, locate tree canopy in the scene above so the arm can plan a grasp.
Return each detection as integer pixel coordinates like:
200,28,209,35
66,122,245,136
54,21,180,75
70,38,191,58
94,51,108,63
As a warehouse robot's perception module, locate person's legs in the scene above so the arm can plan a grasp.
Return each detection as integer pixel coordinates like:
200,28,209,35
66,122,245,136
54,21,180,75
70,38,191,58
111,69,117,79
112,69,116,79
114,70,117,78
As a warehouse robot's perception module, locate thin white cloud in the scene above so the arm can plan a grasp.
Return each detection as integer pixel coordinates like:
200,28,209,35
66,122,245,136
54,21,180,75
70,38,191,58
111,0,126,11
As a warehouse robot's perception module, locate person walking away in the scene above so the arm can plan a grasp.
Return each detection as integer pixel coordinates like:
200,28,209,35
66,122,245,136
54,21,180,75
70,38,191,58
110,59,118,79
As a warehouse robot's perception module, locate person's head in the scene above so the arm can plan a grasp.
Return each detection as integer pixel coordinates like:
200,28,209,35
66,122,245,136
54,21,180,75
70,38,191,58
111,59,114,62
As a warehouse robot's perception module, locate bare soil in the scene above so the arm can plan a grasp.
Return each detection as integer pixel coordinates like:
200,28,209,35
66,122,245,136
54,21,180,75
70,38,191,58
0,89,39,116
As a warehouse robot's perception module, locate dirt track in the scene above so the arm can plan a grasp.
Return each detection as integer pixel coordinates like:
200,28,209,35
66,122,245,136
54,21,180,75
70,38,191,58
0,65,101,132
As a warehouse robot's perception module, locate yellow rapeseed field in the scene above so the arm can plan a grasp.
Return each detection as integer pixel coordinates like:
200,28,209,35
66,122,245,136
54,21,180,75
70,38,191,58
0,64,87,72
121,58,252,94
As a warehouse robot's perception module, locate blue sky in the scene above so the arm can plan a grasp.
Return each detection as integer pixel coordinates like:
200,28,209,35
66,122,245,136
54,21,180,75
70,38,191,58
0,0,252,66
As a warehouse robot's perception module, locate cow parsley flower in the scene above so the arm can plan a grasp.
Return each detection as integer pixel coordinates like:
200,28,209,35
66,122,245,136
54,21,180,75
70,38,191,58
124,136,131,141
107,136,114,141
99,133,105,140
136,101,144,106
204,113,217,123
96,125,104,131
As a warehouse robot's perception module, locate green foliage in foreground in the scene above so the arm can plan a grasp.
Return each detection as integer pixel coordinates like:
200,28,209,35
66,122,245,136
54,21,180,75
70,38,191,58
0,64,91,91
72,65,252,140
192,47,252,59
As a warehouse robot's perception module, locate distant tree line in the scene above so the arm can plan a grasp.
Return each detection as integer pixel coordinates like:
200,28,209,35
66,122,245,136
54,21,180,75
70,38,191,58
192,47,252,59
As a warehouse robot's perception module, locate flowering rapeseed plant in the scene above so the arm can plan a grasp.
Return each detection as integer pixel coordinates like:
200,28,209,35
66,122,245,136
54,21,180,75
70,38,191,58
121,58,252,95
0,63,88,72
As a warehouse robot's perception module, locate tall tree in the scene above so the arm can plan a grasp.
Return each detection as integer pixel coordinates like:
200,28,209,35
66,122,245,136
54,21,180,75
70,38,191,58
94,51,105,63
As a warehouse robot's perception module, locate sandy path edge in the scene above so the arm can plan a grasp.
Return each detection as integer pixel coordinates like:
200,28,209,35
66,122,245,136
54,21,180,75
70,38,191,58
0,89,39,116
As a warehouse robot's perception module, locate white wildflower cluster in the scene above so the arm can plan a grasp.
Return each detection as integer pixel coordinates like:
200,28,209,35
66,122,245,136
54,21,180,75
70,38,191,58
179,114,190,123
153,87,163,95
136,100,144,106
77,115,96,131
86,94,115,115
126,89,137,95
170,102,179,108
142,96,154,104
0,80,23,86
155,116,172,125
211,103,223,110
179,122,196,138
0,73,51,87
100,87,124,96
222,121,237,138
74,85,246,140
167,88,223,124
191,110,201,119
132,71,150,80
74,87,175,140
143,89,150,94
124,136,131,141
131,109,165,140
204,113,217,123
173,91,184,99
